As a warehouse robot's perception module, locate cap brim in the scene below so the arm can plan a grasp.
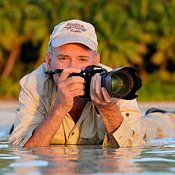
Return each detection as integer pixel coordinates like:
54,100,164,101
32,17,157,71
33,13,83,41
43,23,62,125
51,36,97,51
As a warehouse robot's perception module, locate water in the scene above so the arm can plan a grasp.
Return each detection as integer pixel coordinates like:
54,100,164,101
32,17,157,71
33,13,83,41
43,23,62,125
1,138,175,175
0,101,175,175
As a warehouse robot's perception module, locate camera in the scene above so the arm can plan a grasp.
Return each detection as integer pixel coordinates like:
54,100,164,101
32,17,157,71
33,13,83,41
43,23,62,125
49,65,142,100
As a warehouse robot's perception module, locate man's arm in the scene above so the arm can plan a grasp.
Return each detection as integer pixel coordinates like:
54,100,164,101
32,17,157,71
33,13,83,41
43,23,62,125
90,74,144,147
24,103,66,147
96,101,123,147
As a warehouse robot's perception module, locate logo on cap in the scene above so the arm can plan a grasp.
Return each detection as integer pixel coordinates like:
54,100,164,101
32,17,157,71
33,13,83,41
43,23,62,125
64,22,87,33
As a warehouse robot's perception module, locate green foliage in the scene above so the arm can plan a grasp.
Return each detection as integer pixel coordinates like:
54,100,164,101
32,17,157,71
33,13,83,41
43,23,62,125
0,78,20,98
0,0,175,100
138,73,175,101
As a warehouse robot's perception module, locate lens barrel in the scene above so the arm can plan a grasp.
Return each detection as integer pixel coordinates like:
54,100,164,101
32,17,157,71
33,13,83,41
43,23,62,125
101,67,142,100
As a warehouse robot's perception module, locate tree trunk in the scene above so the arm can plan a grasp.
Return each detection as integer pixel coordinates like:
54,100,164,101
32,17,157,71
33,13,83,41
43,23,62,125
1,45,21,80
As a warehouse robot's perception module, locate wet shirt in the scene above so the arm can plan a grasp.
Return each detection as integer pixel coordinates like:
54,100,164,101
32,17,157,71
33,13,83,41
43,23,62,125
8,63,175,147
141,112,175,140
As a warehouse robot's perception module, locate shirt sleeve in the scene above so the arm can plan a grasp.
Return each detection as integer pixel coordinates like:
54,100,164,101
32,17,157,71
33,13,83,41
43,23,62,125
8,76,47,147
112,99,145,147
142,112,175,140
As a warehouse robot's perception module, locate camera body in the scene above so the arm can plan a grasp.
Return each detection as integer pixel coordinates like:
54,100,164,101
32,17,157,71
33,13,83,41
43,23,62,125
51,65,142,100
70,65,107,99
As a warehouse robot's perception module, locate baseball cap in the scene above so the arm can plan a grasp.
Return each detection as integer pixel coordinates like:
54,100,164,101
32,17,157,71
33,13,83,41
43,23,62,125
48,19,98,51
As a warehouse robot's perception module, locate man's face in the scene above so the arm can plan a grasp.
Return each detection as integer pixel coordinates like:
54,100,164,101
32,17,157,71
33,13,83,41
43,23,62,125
48,43,99,71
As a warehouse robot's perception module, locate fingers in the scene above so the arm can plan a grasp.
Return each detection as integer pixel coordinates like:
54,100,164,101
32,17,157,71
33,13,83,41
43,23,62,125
90,74,112,105
90,73,101,100
90,74,110,105
58,77,85,96
55,68,85,100
64,76,85,86
64,78,85,97
101,87,112,103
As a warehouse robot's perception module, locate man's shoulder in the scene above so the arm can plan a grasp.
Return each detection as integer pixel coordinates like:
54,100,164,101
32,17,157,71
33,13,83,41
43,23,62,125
98,63,112,71
20,63,47,89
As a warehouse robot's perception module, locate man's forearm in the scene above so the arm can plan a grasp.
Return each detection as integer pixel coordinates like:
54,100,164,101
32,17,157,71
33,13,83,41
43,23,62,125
98,104,123,147
24,105,66,147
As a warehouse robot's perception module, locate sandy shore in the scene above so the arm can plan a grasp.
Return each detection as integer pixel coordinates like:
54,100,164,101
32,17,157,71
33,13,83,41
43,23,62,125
0,100,174,137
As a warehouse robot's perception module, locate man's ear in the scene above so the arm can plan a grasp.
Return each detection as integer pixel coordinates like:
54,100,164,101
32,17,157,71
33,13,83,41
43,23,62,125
45,52,52,71
93,53,100,65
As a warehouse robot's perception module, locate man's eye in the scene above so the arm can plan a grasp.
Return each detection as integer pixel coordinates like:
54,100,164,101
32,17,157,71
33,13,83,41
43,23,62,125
58,57,67,61
80,58,88,62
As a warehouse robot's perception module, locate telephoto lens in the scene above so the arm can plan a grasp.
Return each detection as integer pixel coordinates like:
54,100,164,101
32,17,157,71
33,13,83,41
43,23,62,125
101,67,142,100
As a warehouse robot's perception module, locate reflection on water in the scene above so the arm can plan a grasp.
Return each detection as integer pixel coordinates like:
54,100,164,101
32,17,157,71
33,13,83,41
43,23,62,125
1,138,175,175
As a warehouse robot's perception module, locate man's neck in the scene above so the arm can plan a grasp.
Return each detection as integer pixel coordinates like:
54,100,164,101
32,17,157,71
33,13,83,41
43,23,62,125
69,98,89,123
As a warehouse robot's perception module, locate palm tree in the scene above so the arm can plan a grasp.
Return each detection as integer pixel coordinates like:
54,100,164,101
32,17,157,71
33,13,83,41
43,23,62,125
93,2,146,69
149,0,175,78
0,0,30,79
127,0,175,78
30,0,84,66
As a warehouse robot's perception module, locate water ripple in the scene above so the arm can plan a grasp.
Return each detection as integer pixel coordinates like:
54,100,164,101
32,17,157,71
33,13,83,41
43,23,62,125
133,157,175,163
9,160,48,168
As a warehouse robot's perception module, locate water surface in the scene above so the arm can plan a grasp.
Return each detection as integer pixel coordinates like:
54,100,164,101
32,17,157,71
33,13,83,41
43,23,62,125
1,137,175,175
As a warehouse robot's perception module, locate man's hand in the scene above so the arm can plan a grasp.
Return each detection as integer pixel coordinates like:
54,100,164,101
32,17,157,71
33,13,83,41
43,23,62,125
53,68,85,113
90,73,123,134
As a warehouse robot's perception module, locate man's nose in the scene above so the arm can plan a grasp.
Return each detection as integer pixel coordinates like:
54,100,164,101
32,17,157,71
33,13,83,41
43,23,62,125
68,61,78,68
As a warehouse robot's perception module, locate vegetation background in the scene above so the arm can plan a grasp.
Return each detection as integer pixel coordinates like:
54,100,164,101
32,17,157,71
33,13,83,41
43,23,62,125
0,0,175,101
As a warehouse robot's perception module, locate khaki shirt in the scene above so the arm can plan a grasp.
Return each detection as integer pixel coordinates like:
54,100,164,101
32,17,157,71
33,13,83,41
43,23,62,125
8,63,175,147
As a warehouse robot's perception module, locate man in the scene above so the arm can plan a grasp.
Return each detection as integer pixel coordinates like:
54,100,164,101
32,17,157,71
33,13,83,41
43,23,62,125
9,19,175,148
9,19,144,147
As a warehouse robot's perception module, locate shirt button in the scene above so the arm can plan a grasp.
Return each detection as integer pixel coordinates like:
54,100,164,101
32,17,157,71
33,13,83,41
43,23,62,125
126,113,129,117
71,132,74,136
